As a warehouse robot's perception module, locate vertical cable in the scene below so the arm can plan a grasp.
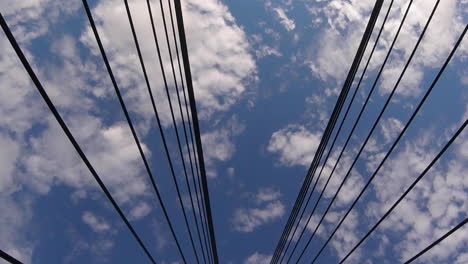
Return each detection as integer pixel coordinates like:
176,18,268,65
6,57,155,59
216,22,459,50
123,0,199,262
164,0,214,261
172,0,221,262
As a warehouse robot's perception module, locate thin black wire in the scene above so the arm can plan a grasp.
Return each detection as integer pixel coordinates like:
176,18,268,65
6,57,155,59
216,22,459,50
173,0,220,262
164,0,214,262
315,24,467,264
0,13,157,264
122,0,199,263
285,0,414,262
294,1,439,262
278,1,395,263
405,217,468,264
82,0,190,262
148,0,207,262
270,1,384,262
341,119,468,263
0,249,23,264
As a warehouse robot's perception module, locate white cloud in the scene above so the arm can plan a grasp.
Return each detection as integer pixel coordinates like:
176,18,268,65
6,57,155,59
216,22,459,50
22,118,151,205
304,0,467,97
0,195,34,263
82,211,111,233
0,35,45,134
233,189,285,233
274,7,296,31
227,167,235,178
366,121,468,263
380,117,404,143
233,201,285,233
80,0,257,123
244,252,272,264
268,125,321,167
256,188,281,204
0,133,20,194
201,115,245,177
256,45,282,58
129,201,152,220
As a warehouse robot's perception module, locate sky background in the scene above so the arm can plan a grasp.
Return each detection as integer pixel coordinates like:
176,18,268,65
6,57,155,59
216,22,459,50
0,0,467,263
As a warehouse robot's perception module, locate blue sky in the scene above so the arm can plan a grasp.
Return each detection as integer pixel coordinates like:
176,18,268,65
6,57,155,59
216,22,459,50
0,0,467,263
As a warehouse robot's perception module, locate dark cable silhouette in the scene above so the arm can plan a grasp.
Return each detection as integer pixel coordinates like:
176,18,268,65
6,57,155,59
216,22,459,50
341,118,468,263
294,1,441,262
405,217,468,264
82,0,191,261
173,0,220,262
315,24,467,264
164,0,214,261
270,1,384,262
0,249,23,264
0,13,157,264
147,0,207,262
277,1,395,262
123,0,199,262
283,0,415,262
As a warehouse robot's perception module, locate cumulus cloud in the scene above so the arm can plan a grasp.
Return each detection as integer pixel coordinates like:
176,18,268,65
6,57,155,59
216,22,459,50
80,0,257,123
380,117,404,143
233,189,285,233
267,125,321,167
0,195,34,263
305,0,467,98
244,252,272,264
274,7,296,31
82,211,111,233
201,115,245,177
365,120,468,263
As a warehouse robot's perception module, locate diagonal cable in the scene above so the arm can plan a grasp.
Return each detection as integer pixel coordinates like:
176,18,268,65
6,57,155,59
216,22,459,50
270,1,384,262
0,12,157,264
405,217,468,264
314,24,467,264
284,1,415,262
293,1,440,262
277,1,395,263
0,249,23,264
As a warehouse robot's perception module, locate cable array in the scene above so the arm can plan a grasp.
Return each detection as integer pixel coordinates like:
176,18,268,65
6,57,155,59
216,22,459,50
0,0,219,262
269,0,467,263
1,0,465,263
270,1,385,263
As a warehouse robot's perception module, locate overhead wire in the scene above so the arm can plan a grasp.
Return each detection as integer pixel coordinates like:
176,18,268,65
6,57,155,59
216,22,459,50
147,0,208,262
293,1,441,262
82,0,191,261
276,1,395,262
340,118,468,263
172,0,220,262
283,0,415,262
314,24,467,264
270,1,384,262
0,249,23,264
404,217,468,264
0,12,158,264
164,0,214,262
122,0,199,262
